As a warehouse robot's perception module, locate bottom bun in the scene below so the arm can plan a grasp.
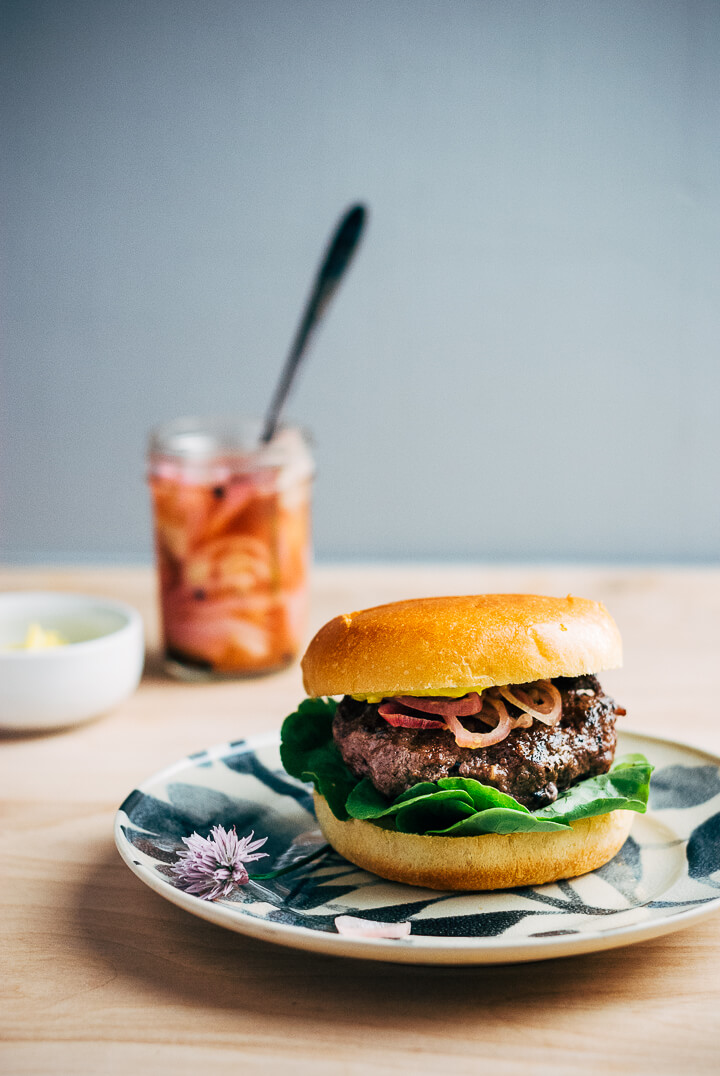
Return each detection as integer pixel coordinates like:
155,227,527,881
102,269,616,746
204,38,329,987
314,792,635,891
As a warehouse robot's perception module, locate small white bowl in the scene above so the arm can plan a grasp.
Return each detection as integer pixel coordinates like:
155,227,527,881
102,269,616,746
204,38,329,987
0,592,145,731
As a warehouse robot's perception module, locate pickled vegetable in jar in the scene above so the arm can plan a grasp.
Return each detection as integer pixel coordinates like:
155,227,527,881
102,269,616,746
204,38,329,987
148,418,313,679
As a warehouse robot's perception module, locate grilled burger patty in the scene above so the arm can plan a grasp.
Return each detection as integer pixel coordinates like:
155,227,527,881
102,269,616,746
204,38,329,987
332,675,619,809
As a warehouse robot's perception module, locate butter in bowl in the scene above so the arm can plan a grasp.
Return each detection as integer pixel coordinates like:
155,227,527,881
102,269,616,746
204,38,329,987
0,592,144,731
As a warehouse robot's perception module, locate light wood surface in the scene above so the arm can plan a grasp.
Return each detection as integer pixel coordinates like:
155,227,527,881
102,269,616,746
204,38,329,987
2,564,720,1075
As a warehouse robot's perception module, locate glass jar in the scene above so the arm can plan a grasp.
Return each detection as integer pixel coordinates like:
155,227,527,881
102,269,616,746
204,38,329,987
147,417,313,680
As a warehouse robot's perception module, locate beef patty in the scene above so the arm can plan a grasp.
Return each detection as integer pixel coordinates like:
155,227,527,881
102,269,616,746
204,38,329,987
332,675,619,809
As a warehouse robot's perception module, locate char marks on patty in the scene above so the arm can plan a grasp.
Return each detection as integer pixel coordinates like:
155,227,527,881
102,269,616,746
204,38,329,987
332,676,618,809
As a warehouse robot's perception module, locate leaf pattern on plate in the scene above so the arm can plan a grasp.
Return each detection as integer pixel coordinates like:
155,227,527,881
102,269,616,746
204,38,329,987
115,732,720,958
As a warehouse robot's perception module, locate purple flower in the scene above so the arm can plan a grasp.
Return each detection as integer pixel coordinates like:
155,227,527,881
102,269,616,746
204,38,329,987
170,825,269,901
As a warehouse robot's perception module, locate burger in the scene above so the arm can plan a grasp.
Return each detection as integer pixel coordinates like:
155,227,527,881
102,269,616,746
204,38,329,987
280,593,652,891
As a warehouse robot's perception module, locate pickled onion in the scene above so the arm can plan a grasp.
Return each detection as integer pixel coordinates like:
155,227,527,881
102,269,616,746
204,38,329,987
442,696,514,748
378,703,447,729
334,916,411,939
393,693,484,718
497,681,562,726
486,694,535,732
376,685,550,748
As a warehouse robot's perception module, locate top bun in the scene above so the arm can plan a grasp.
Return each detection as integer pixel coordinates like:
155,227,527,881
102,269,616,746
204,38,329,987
301,593,622,698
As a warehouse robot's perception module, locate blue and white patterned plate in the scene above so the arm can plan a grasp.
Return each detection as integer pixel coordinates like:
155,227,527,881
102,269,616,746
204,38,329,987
114,730,720,965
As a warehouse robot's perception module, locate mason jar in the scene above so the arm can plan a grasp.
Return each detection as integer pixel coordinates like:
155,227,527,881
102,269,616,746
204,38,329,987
147,417,313,680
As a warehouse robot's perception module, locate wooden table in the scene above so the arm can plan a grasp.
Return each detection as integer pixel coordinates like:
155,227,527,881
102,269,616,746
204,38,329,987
2,564,720,1075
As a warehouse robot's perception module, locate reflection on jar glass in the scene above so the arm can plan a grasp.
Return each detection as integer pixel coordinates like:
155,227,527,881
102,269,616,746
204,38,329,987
148,417,313,680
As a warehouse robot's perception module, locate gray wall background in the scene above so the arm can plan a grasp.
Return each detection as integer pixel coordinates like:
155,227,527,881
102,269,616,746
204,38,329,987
2,0,719,563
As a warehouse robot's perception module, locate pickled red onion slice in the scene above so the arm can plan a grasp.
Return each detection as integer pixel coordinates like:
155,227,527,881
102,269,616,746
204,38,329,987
486,694,534,732
378,703,447,729
377,688,539,747
442,696,514,748
334,916,411,939
497,680,562,726
392,693,484,718
510,712,534,729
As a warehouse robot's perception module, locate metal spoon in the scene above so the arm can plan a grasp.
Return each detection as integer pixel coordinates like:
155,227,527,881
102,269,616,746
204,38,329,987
260,203,367,443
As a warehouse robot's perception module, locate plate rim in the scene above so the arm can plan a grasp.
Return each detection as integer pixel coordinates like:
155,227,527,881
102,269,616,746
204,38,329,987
114,728,720,965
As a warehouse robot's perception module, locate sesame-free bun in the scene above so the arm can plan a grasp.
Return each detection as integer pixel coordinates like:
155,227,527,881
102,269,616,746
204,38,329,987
314,792,634,891
301,593,622,699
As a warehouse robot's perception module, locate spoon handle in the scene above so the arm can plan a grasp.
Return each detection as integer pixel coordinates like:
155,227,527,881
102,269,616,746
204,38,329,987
260,203,367,443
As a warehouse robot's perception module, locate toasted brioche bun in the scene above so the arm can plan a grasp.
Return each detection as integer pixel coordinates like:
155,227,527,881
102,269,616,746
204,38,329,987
314,792,633,890
302,593,622,698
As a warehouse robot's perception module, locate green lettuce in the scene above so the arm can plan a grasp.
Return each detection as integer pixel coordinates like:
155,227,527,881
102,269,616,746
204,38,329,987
280,698,653,837
279,696,356,819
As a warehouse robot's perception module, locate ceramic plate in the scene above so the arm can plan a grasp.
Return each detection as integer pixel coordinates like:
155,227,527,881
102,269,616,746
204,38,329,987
114,730,720,965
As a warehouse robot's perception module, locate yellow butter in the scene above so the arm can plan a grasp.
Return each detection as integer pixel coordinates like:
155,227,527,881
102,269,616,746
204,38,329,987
5,623,68,650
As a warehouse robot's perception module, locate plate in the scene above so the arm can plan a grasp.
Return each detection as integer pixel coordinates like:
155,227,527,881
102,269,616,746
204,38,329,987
114,730,720,965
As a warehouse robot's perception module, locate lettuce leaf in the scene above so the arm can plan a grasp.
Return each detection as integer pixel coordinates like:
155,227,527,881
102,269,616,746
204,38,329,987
534,754,653,823
280,699,653,836
425,808,570,836
279,697,355,820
